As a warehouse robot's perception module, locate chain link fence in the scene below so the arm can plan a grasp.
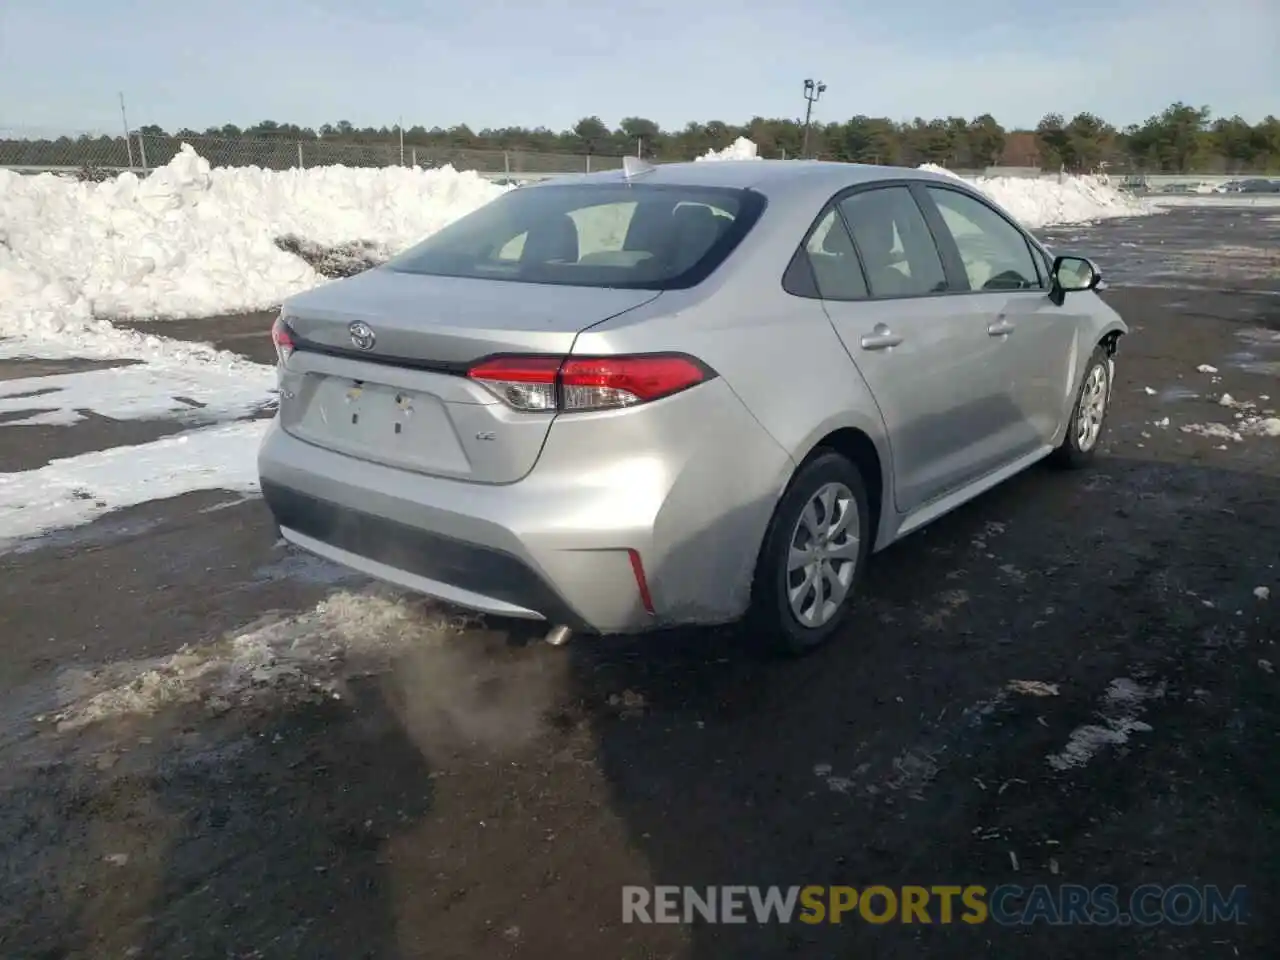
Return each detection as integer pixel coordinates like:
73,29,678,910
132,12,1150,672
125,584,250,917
0,130,630,176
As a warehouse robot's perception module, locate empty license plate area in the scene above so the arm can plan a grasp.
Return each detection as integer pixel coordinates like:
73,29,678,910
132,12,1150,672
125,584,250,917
292,374,470,475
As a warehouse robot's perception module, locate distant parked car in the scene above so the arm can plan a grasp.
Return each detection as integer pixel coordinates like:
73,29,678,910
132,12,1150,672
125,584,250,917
259,160,1127,654
1239,178,1280,193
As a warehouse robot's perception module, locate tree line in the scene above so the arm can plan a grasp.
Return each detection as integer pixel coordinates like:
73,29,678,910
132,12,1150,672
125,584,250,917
4,102,1278,174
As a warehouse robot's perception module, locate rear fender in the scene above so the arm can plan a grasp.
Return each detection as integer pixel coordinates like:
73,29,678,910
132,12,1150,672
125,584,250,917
785,410,895,550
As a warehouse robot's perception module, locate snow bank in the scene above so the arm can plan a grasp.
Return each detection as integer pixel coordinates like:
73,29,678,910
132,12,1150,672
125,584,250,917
918,162,1149,229
696,144,1147,228
960,171,1150,229
0,145,506,358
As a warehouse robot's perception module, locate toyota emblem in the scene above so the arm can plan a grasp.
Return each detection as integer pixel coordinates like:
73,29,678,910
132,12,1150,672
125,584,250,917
349,321,376,351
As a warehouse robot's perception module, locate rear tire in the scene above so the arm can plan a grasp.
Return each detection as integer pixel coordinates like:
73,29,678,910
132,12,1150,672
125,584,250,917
1050,346,1111,469
749,450,872,657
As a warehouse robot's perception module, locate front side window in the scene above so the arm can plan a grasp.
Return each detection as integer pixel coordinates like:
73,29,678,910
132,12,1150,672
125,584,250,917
925,187,1042,291
387,184,762,289
836,187,948,298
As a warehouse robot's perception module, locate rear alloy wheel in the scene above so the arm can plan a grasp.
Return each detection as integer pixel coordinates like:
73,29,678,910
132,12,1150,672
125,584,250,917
1051,346,1112,468
751,450,871,656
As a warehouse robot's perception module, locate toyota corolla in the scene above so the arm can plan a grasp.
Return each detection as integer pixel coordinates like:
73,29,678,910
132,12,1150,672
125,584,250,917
258,159,1125,654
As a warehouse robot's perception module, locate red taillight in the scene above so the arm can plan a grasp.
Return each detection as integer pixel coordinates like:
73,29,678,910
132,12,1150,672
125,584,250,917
466,354,714,413
559,356,710,410
464,355,561,412
271,315,295,364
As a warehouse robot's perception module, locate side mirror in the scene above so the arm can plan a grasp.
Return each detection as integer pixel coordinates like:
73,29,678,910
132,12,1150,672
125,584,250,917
1049,255,1101,305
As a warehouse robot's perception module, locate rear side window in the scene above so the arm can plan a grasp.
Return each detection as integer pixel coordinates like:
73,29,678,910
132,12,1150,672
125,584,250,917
925,187,1043,291
837,187,948,298
387,183,765,290
797,208,870,300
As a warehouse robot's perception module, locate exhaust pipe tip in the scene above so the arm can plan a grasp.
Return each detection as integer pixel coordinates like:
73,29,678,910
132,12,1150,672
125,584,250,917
544,625,573,647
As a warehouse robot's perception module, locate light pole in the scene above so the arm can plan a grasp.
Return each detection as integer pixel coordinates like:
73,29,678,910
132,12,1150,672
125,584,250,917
801,78,826,159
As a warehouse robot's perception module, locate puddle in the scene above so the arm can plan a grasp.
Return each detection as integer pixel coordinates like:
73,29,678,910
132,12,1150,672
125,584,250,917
1159,386,1202,401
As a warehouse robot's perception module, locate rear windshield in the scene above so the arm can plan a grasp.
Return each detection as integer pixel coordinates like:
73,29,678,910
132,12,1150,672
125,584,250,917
384,182,766,289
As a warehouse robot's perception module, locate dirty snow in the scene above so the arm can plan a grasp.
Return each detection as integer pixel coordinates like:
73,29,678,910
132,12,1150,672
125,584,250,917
1047,678,1164,771
0,362,274,427
1180,393,1280,442
50,591,457,731
45,588,562,754
0,420,268,548
1007,680,1060,697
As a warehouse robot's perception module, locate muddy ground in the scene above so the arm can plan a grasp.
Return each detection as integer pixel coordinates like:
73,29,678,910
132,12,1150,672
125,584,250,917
0,204,1277,959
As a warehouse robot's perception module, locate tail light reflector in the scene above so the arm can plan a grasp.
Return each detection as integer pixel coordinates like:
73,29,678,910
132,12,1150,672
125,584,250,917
466,354,715,413
271,315,295,364
627,548,655,615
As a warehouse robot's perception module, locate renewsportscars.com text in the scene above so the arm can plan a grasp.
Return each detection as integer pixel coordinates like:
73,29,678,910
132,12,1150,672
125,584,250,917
622,884,1249,926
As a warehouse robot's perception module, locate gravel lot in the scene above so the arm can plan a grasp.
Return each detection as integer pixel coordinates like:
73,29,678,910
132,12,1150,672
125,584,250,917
0,204,1277,960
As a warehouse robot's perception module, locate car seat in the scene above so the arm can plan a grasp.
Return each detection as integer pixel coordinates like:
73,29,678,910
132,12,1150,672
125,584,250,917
665,204,724,273
847,200,911,297
522,213,580,264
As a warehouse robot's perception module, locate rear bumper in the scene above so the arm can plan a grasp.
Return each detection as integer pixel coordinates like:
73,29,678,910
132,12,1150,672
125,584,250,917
262,481,592,629
256,377,792,634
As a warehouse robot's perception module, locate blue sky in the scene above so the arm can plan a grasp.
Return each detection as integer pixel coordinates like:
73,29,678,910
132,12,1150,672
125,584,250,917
3,0,1277,136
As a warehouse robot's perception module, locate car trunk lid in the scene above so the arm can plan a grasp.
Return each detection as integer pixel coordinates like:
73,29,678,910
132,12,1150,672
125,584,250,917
276,268,661,483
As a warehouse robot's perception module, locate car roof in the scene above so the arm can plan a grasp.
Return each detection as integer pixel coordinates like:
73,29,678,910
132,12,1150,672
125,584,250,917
529,159,969,200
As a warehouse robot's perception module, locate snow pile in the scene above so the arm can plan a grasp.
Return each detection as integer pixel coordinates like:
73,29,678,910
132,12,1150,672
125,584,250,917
965,171,1150,229
693,142,1145,226
918,162,1151,229
696,137,761,161
0,144,506,352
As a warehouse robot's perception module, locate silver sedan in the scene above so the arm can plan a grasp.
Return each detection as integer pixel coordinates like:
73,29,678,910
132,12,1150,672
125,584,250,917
258,159,1126,654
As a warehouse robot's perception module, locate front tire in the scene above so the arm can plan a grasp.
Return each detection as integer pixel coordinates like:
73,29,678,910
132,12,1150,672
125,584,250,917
1051,346,1112,469
750,450,871,657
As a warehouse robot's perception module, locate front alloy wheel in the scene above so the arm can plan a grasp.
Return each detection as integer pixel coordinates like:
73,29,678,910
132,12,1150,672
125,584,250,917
1052,345,1112,468
1075,362,1108,452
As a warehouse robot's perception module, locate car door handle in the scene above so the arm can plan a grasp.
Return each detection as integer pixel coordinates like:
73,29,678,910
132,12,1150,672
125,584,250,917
860,330,903,350
987,319,1016,337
